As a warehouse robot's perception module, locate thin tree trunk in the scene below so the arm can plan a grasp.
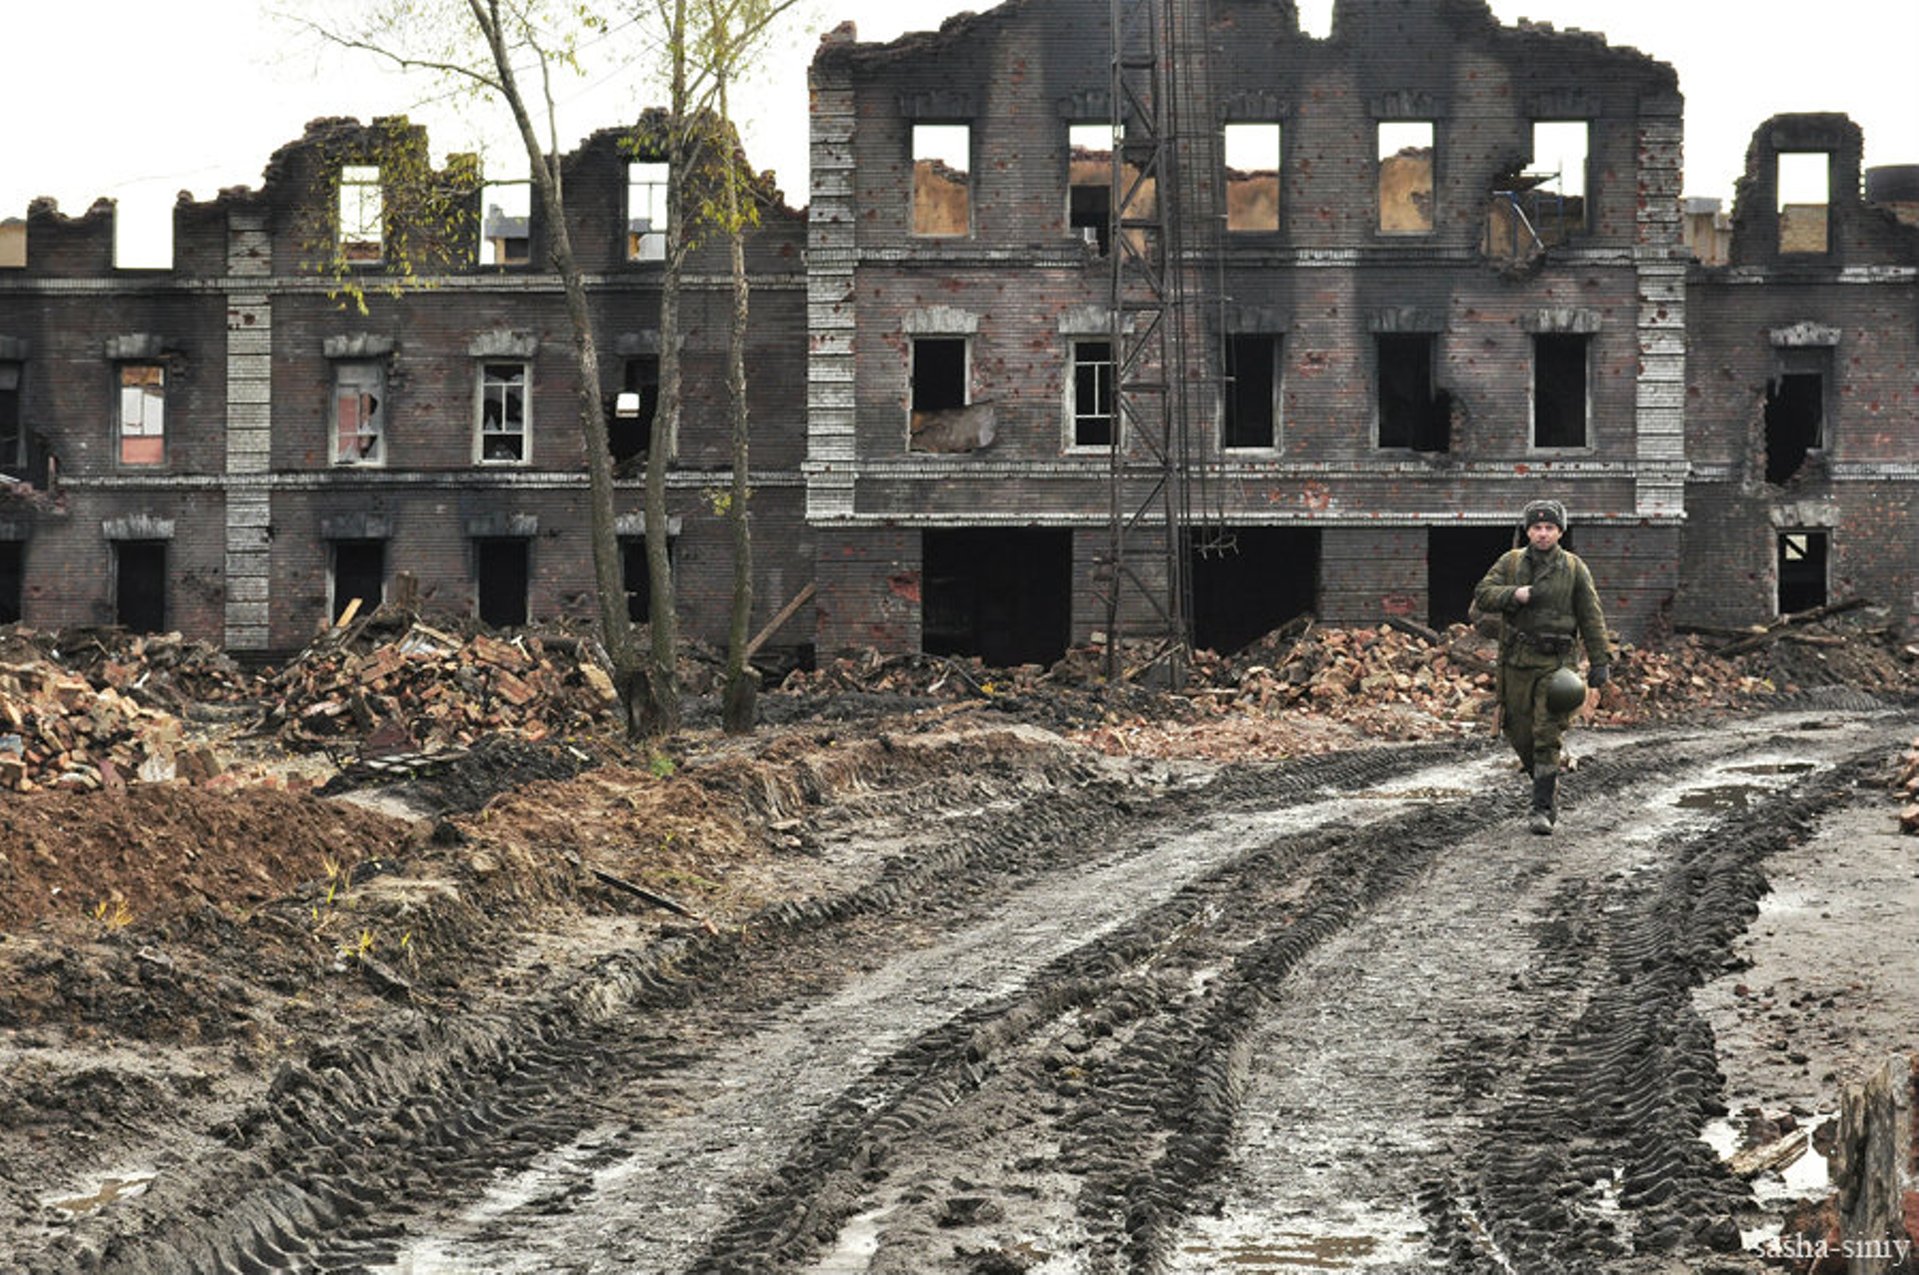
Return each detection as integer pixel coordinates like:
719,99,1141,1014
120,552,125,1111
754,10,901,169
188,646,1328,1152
718,62,757,733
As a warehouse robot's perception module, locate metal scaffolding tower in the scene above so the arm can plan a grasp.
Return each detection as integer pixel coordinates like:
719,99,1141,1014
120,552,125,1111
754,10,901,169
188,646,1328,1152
1102,0,1197,687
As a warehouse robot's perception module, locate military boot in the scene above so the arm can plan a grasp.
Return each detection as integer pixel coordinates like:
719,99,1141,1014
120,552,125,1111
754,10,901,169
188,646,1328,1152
1529,765,1558,835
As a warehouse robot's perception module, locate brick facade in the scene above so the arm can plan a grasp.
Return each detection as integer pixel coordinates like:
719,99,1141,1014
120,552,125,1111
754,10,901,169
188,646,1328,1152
2,0,1914,667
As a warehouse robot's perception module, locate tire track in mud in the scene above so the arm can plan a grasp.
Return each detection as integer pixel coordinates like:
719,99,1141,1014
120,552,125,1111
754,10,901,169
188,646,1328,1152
14,741,1470,1275
21,711,1910,1275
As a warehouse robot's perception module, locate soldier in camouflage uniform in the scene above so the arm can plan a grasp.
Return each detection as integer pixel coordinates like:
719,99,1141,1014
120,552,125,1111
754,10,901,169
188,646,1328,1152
1474,499,1612,835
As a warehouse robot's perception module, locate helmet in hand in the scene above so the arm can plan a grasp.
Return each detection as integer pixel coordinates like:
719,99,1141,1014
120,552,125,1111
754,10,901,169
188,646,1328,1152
1543,666,1588,714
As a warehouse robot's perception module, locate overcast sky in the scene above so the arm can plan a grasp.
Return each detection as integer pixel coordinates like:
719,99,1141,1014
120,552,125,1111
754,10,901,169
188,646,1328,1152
4,0,1915,265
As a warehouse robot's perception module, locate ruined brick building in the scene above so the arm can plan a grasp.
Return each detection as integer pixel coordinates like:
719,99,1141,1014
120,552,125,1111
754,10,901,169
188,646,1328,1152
3,0,1916,671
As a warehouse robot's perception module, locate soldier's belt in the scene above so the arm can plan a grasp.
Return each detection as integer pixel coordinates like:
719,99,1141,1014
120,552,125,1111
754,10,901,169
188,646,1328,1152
1514,631,1574,654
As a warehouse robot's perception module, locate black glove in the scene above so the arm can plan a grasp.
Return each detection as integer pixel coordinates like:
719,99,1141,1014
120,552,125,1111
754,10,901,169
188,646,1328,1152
1587,664,1610,688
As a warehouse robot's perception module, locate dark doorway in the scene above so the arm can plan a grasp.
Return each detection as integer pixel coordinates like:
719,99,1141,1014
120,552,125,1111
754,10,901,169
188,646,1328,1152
1189,527,1320,656
114,540,167,634
620,536,675,623
475,538,530,628
1764,371,1824,485
922,528,1071,668
0,541,22,624
1428,527,1521,628
1778,531,1827,615
1377,333,1450,452
331,540,385,624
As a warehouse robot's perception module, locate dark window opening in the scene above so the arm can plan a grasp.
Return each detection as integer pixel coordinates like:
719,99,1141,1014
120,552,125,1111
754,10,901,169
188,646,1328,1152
0,541,22,625
331,540,385,624
114,540,167,634
611,356,659,469
0,362,22,473
912,338,967,413
1765,371,1825,485
1377,334,1449,452
1533,333,1589,448
619,536,675,623
922,528,1071,668
1223,335,1278,449
1428,527,1520,629
475,538,530,629
1068,121,1114,255
1778,531,1828,615
1073,339,1114,448
1189,528,1319,657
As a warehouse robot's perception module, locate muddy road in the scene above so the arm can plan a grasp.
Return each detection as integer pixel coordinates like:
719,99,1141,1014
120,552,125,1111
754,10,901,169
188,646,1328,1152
13,696,1918,1275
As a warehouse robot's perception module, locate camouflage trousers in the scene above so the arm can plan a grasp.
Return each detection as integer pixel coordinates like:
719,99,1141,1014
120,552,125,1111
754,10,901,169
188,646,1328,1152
1499,660,1578,773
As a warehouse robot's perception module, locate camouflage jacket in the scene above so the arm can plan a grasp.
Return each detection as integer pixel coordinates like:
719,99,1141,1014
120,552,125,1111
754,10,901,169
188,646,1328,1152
1474,545,1611,671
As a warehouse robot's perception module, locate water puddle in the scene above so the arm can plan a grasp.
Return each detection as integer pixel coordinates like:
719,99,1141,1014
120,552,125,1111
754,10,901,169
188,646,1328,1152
1675,784,1767,811
1176,1214,1426,1271
47,1173,155,1216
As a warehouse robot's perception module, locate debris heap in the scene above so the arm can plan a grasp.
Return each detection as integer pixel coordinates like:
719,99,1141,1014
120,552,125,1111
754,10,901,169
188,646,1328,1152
0,658,198,792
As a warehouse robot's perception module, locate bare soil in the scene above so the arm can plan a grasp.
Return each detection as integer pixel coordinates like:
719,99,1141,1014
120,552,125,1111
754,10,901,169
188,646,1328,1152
1,619,1915,1273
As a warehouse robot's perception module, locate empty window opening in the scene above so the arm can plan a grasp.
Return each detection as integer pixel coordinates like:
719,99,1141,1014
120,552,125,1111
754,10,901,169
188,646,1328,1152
339,165,383,263
114,540,167,634
619,536,675,623
1190,528,1319,656
0,542,22,625
330,540,385,624
117,363,166,466
1533,333,1589,448
913,124,971,237
1777,152,1830,254
1224,123,1281,233
1068,122,1115,254
1223,335,1279,449
1526,121,1588,243
475,538,530,628
483,181,532,266
477,362,529,463
1,217,23,269
1764,368,1825,485
1378,121,1434,233
922,528,1071,668
1376,334,1449,452
1427,527,1518,629
333,360,385,465
1072,339,1114,448
612,355,659,469
628,162,669,261
1778,531,1828,615
0,362,22,473
112,186,175,270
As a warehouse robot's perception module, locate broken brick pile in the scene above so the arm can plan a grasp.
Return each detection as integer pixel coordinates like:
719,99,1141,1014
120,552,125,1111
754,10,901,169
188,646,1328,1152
1896,740,1919,835
258,614,621,754
0,659,206,793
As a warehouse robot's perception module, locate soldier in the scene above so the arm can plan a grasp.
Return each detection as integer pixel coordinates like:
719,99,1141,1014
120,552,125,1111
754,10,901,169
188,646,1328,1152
1474,499,1612,834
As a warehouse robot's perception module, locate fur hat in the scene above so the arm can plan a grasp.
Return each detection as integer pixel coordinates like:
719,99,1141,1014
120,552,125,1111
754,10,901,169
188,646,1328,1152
1522,499,1567,530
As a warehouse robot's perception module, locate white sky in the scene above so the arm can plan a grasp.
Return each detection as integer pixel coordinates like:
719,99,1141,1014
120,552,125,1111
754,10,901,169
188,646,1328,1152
3,0,1915,265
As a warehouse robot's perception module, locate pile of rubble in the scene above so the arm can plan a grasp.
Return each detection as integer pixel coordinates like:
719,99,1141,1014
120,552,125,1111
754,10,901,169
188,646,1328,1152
0,658,210,793
1896,739,1919,835
258,608,621,754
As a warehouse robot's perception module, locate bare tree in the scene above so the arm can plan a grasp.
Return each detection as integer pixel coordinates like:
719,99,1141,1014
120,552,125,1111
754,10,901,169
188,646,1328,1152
300,0,649,734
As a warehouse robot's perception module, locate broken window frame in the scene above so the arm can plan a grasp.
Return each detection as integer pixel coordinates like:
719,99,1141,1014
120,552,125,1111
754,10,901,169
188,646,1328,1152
1067,121,1117,255
627,162,669,262
1069,338,1115,450
1223,122,1282,234
0,361,22,472
338,165,384,264
1764,347,1831,486
332,359,387,466
912,123,973,238
1377,120,1436,235
1222,334,1280,451
1776,151,1831,255
116,362,167,468
1530,333,1590,450
475,361,530,465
